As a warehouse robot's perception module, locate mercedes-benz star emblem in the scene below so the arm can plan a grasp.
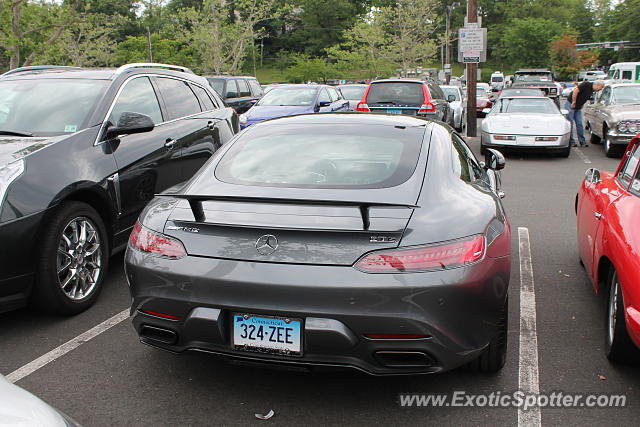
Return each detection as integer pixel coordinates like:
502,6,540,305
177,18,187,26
255,234,278,255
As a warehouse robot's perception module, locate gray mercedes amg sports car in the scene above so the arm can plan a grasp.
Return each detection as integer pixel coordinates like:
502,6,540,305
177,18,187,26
125,113,511,375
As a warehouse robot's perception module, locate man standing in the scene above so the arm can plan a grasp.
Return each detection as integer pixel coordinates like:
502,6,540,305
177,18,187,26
566,80,605,147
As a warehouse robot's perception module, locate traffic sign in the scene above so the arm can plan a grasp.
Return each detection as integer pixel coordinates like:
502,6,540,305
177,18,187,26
462,55,480,64
459,28,484,52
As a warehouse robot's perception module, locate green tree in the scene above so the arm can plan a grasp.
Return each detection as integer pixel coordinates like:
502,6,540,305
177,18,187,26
286,57,338,83
502,17,565,68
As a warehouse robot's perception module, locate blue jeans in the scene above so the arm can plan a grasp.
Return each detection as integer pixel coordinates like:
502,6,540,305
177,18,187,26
565,101,585,145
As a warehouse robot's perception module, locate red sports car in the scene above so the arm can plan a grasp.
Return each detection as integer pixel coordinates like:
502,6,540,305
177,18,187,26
576,134,640,362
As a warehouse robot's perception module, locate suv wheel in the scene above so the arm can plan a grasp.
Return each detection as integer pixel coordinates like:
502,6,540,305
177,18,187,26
605,269,638,363
32,201,109,315
468,297,508,372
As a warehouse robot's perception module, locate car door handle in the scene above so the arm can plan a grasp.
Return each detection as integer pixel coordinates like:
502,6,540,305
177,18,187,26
594,212,603,220
164,138,176,148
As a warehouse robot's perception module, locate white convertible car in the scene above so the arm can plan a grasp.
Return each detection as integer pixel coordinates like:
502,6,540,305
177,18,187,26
481,96,571,157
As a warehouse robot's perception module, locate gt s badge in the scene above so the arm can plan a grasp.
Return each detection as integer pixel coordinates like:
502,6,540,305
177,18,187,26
166,225,200,233
370,236,396,243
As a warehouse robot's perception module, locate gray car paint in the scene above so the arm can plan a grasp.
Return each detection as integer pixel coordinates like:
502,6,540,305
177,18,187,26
125,113,511,375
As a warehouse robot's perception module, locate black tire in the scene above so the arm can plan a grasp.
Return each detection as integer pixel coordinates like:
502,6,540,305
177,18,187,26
468,297,508,373
480,143,487,156
558,146,571,158
587,122,601,144
604,269,638,363
604,133,624,158
32,201,109,315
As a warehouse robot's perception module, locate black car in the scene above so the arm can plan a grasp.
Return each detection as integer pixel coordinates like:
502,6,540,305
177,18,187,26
205,75,263,114
0,63,238,315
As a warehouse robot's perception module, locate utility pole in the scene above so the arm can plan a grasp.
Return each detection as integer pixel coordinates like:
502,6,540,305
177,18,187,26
445,6,450,84
466,0,478,137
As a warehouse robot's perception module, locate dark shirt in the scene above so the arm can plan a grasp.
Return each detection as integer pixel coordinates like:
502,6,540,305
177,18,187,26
568,81,594,110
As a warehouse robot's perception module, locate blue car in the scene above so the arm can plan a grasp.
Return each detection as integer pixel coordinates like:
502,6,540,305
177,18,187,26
239,84,349,128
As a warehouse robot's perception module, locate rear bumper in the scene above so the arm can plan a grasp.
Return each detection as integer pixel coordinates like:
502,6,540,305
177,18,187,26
125,249,510,375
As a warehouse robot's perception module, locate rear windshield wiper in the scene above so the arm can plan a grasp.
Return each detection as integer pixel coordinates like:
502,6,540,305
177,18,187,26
371,100,397,105
0,130,34,137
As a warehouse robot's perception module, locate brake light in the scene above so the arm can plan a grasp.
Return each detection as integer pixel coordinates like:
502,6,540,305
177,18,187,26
129,222,187,259
355,235,485,273
418,103,436,114
357,102,370,112
141,310,181,320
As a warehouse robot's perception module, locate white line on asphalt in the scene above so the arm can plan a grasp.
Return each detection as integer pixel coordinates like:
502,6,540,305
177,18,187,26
573,147,592,164
6,309,129,384
518,227,542,427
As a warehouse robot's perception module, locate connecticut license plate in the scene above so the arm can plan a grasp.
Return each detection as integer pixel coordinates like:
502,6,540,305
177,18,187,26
233,314,302,356
387,109,402,114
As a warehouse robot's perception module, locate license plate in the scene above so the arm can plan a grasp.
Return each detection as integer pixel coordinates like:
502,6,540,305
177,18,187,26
387,109,402,114
233,314,302,356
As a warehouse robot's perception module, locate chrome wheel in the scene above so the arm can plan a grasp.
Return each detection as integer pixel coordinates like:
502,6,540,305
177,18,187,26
56,217,102,300
607,272,620,347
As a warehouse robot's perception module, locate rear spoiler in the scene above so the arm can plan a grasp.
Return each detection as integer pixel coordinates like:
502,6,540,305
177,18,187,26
162,194,418,231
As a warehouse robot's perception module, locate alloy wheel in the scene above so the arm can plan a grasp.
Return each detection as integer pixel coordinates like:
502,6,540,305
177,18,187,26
607,272,620,347
56,217,102,301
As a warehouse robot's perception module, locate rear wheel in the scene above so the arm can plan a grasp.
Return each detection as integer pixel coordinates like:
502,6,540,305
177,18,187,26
604,133,624,158
605,269,638,363
468,297,508,373
32,201,109,315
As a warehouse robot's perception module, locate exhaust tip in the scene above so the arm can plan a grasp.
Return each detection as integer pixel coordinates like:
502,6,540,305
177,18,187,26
140,324,178,345
374,351,435,368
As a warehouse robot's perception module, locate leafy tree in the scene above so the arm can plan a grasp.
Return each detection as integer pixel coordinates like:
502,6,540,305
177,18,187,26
286,57,338,83
550,34,598,79
502,17,565,68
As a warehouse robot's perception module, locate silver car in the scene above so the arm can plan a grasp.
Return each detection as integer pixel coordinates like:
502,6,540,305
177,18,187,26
481,96,571,157
337,84,368,111
441,85,466,132
584,83,640,157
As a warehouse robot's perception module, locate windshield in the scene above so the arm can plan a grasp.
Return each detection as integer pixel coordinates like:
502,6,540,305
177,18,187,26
500,89,544,97
206,78,225,95
491,77,504,82
256,87,317,106
366,82,424,105
515,73,553,82
215,123,424,189
614,86,640,104
491,98,559,114
0,78,108,136
441,87,460,100
339,86,367,100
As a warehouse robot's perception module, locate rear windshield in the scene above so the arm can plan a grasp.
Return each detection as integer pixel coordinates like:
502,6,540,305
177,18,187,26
216,123,425,189
491,98,558,114
339,85,367,100
441,87,460,100
366,82,424,105
500,89,544,97
515,73,552,82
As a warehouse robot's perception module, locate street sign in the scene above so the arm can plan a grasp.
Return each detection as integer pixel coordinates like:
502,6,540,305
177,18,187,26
462,55,480,64
444,63,451,71
458,27,487,63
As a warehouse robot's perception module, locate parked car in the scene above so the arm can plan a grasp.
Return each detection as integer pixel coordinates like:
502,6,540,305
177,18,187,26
337,84,368,111
481,96,571,157
356,79,451,123
584,83,640,157
577,70,607,82
440,85,466,132
476,87,493,117
204,75,263,114
490,71,505,91
0,63,237,315
239,84,348,129
512,69,560,106
606,62,640,83
0,375,80,426
576,134,640,362
125,113,511,375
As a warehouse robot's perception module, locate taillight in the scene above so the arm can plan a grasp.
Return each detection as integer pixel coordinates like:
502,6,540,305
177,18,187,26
355,235,485,273
129,222,187,259
356,102,370,112
141,310,181,320
418,103,436,114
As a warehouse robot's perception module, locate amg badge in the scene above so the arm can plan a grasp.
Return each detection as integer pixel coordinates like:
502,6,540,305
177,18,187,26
370,236,396,243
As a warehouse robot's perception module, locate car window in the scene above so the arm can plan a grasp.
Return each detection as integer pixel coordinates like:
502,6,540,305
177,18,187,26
618,144,640,187
191,84,217,111
339,85,367,101
155,77,201,120
215,123,425,189
0,78,108,136
206,78,225,96
451,134,482,182
327,87,339,101
631,159,640,196
318,89,331,104
428,84,445,100
622,71,633,80
366,82,424,105
110,77,163,125
225,80,238,98
441,87,460,101
237,79,251,97
248,80,263,97
600,87,611,105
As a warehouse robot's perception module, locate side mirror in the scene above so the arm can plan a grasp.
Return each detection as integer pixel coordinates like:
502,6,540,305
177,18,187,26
105,112,154,139
482,108,492,114
447,95,456,102
484,148,505,170
585,168,601,184
318,101,332,107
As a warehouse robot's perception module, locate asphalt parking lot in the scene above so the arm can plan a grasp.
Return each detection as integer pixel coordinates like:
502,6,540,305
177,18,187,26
2,123,639,426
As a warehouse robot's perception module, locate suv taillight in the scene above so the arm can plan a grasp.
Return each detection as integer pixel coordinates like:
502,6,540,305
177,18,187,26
357,102,370,112
418,103,436,114
129,222,187,259
354,235,485,273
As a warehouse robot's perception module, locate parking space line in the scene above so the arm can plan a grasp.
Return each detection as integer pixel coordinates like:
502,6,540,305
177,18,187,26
6,309,129,384
572,147,592,164
518,227,542,427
